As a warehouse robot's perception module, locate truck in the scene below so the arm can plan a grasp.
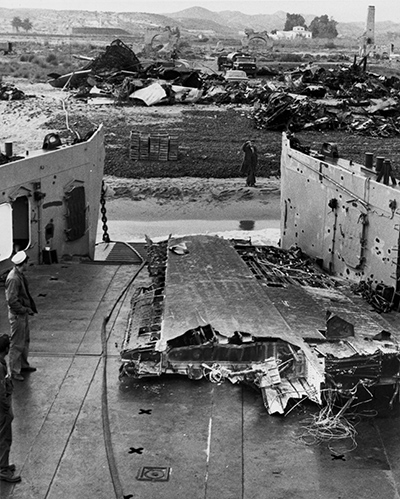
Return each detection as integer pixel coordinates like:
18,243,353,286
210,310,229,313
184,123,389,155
0,42,12,55
217,52,257,77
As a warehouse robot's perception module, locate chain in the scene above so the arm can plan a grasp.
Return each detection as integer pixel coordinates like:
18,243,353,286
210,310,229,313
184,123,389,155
100,180,111,243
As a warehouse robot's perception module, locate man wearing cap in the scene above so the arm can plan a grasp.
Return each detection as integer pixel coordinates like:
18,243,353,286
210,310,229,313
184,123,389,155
5,251,37,382
0,334,21,483
240,139,258,187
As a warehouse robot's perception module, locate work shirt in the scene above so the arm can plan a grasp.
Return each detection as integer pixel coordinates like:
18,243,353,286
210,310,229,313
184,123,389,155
5,267,37,316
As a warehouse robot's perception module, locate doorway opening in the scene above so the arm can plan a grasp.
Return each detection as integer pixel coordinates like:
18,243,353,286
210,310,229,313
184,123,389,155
12,195,30,252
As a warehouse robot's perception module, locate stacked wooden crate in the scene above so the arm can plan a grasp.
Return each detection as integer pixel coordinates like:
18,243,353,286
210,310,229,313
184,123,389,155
168,135,179,161
139,134,149,160
130,131,179,161
149,134,160,161
129,131,140,160
158,134,170,161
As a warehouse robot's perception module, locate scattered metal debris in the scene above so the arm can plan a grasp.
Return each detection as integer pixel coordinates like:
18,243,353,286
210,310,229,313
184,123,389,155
234,243,339,288
351,280,396,313
252,65,400,136
119,235,400,418
0,81,25,100
44,39,400,136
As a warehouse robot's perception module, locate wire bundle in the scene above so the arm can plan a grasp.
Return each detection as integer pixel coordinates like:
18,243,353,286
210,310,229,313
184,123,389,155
202,363,224,384
300,389,359,454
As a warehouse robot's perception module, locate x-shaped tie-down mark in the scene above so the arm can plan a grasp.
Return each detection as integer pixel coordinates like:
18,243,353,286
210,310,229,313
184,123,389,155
139,409,152,415
129,447,144,454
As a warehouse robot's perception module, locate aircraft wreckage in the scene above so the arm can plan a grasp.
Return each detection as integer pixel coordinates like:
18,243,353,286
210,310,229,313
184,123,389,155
120,235,400,415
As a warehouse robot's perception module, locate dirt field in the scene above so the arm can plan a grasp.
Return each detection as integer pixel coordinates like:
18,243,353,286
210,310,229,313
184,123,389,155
1,76,400,222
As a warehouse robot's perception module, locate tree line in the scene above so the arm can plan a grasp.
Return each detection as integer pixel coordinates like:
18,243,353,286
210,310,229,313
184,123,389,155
11,17,33,33
9,12,337,38
284,13,338,38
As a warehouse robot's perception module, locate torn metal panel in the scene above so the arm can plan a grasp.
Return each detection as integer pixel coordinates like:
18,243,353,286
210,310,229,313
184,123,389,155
120,235,400,415
129,83,168,106
236,244,400,371
120,235,326,414
48,69,92,89
159,235,303,347
129,83,203,105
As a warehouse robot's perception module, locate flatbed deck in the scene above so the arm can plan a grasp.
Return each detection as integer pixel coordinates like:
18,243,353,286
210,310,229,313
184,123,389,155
1,258,400,499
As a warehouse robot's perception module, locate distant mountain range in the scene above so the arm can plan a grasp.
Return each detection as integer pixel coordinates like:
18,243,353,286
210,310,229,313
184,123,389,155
0,5,399,42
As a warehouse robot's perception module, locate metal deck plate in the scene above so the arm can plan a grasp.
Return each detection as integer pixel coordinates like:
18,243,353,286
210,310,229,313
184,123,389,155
136,466,171,482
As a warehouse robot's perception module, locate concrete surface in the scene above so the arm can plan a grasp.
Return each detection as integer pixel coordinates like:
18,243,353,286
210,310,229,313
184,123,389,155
0,261,399,499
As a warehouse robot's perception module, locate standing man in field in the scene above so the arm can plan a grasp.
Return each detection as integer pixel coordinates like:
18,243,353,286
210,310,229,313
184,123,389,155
0,334,21,483
240,139,258,187
5,251,37,382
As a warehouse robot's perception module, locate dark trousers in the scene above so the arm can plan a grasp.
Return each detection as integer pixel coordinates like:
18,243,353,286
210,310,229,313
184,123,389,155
0,408,13,469
9,313,30,376
246,170,256,186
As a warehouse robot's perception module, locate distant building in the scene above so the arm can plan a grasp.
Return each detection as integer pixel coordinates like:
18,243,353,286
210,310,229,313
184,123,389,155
270,26,312,41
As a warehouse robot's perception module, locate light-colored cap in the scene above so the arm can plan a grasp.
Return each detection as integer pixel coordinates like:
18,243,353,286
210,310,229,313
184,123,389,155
11,251,28,265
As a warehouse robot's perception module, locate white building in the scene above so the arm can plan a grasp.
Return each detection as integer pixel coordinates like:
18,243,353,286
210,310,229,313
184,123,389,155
270,26,312,40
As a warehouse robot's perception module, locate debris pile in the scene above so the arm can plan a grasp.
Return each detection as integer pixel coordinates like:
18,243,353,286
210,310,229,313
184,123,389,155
120,235,400,420
234,243,339,288
252,65,400,136
46,40,400,136
351,279,396,313
0,82,25,100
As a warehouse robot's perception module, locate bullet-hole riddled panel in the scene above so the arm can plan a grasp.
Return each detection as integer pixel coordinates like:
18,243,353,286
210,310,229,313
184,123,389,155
65,185,86,241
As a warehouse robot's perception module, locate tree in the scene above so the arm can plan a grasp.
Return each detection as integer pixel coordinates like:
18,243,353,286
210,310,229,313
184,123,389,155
309,15,338,39
11,16,23,32
284,13,306,31
21,18,33,32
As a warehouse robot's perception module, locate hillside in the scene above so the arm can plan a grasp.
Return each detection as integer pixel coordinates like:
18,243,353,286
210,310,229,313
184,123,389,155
167,8,315,33
0,7,400,46
0,6,399,42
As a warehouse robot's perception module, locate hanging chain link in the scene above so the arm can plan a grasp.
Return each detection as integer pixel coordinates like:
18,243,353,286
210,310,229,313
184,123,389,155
100,180,111,243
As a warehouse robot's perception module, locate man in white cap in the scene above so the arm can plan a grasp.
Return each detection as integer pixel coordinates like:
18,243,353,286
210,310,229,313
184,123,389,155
5,251,37,382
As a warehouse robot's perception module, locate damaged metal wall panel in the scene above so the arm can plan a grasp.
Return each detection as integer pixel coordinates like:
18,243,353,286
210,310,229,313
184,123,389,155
280,132,400,286
0,126,104,273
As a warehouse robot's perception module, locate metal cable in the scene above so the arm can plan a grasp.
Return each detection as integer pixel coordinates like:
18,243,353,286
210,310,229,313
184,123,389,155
101,261,147,498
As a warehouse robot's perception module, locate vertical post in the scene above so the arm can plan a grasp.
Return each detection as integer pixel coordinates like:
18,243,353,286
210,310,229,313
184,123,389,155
376,156,384,173
5,142,13,157
365,152,373,169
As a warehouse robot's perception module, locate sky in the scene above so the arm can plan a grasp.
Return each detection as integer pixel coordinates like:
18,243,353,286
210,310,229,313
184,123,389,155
8,0,400,24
